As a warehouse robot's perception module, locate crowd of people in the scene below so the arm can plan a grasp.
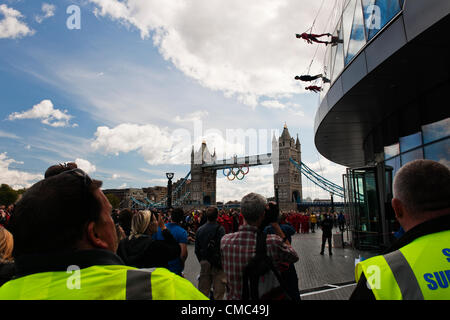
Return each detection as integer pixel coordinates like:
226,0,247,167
0,159,448,300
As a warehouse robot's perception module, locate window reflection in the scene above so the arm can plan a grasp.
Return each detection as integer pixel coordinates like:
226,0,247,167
346,0,366,65
385,156,400,178
399,132,422,153
424,138,450,168
401,148,424,165
363,0,402,40
384,143,399,159
332,20,345,81
422,118,450,144
343,0,357,59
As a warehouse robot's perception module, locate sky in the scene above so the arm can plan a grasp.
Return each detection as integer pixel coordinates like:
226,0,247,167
0,0,348,202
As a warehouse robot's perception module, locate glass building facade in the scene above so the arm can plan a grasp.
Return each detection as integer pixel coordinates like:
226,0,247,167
384,118,450,177
320,0,405,99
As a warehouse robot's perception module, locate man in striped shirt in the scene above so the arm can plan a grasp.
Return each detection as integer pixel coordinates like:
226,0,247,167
220,193,299,300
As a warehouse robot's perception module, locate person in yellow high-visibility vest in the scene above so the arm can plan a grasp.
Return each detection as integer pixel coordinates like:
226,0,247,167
350,159,450,300
0,162,207,300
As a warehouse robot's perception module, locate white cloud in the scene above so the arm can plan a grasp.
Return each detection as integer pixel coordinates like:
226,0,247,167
7,99,77,128
174,110,208,123
216,165,274,202
0,4,35,39
112,173,120,179
35,3,56,23
0,152,43,189
91,122,247,166
260,100,286,110
74,158,96,175
0,130,20,140
88,0,333,107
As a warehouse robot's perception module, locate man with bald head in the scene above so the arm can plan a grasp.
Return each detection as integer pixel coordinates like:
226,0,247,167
350,159,450,300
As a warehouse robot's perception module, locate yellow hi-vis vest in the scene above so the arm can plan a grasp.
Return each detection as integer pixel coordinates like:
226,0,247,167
355,230,450,300
0,265,208,300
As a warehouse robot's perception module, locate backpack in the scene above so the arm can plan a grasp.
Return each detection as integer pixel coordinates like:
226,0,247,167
205,225,222,269
242,231,292,300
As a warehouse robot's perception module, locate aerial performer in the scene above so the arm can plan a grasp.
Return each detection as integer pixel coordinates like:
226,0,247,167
296,33,343,46
305,85,323,93
295,74,330,83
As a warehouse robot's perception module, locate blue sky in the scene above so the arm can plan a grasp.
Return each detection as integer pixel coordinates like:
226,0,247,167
0,0,348,201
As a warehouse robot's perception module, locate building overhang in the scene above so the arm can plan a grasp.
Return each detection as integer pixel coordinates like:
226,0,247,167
314,4,450,167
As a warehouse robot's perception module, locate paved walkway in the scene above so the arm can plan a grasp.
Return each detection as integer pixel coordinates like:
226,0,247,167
183,227,376,300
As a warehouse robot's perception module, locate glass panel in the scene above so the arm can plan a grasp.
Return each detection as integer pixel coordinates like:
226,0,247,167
345,0,366,65
363,0,401,40
329,23,339,82
342,0,357,59
332,19,345,81
399,132,422,152
385,156,400,178
422,118,450,144
352,168,380,249
424,138,450,168
401,148,424,165
384,143,399,159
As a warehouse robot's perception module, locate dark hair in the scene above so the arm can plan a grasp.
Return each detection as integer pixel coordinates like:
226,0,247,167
206,207,218,222
9,166,103,257
260,201,279,231
118,208,133,237
44,162,78,179
171,207,184,223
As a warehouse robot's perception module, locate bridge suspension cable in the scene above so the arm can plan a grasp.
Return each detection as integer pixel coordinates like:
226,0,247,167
289,158,345,198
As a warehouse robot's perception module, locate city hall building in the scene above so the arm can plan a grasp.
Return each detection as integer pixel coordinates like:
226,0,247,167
314,0,449,250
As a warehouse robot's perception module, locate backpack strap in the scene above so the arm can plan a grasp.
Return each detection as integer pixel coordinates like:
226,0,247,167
242,231,293,300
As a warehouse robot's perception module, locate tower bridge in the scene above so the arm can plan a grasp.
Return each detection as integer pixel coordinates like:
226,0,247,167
127,124,345,212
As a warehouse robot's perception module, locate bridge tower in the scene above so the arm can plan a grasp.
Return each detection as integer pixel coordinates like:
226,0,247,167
273,124,302,211
190,141,217,206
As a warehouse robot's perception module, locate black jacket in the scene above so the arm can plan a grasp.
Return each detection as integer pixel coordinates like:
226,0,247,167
350,214,450,300
117,229,181,269
194,222,225,262
321,217,333,236
0,262,15,286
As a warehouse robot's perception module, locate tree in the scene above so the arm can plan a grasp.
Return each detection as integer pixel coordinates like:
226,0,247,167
0,184,19,206
105,193,120,209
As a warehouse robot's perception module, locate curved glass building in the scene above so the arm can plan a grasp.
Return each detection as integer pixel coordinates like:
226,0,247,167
313,0,449,250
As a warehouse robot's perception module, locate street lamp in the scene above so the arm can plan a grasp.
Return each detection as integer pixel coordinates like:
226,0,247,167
166,173,174,209
274,185,280,213
330,192,334,213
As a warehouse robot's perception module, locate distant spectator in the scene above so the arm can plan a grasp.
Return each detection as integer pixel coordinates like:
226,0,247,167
195,207,226,300
320,214,333,256
154,207,188,276
0,227,14,286
117,210,180,269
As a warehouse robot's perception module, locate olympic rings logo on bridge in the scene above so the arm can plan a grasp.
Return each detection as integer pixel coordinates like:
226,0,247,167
223,165,250,181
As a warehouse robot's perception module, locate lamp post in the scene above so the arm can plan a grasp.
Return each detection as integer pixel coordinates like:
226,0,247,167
166,172,174,209
275,184,280,213
330,192,334,213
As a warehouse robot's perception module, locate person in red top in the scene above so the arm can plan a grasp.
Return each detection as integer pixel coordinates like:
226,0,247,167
296,32,332,44
305,85,322,93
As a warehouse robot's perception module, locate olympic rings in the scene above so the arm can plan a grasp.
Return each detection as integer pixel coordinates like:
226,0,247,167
223,164,250,181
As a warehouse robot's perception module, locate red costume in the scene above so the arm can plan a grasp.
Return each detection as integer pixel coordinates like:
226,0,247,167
296,32,331,44
305,85,322,93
